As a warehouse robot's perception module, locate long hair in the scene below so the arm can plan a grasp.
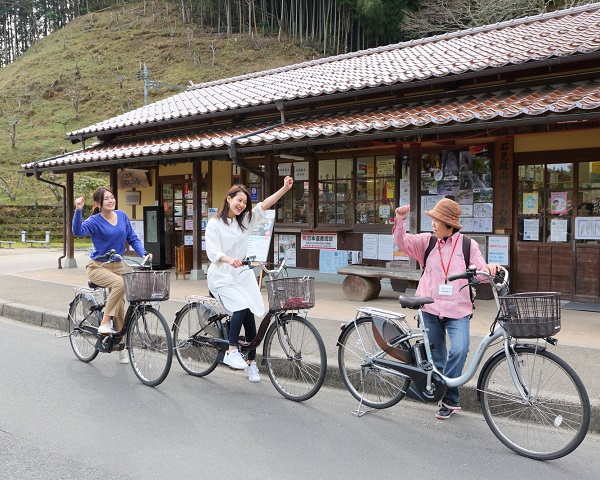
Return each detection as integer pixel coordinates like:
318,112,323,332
216,184,252,230
91,186,114,215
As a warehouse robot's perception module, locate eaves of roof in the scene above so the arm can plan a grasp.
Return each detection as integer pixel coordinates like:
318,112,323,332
22,79,600,175
64,3,600,142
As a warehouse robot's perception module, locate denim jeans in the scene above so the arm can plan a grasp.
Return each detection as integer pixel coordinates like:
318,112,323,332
421,311,470,404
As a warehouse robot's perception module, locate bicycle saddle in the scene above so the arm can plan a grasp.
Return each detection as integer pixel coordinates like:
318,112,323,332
398,295,434,309
87,281,102,289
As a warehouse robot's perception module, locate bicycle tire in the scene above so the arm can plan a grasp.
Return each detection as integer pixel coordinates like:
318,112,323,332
337,316,410,409
127,305,173,387
263,313,327,402
68,293,100,363
479,345,590,460
173,302,221,377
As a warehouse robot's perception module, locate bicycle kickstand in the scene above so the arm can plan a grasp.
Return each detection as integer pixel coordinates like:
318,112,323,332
351,391,375,418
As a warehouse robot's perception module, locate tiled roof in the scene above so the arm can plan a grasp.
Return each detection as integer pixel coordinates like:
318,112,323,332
66,4,600,139
24,79,600,171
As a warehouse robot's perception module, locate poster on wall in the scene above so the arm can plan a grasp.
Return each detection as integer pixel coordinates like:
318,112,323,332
301,232,337,250
362,234,378,260
275,234,297,267
550,219,568,242
488,236,509,265
377,235,394,261
246,210,275,262
523,218,540,240
130,220,144,245
421,195,445,231
551,192,568,215
575,217,600,240
523,192,539,215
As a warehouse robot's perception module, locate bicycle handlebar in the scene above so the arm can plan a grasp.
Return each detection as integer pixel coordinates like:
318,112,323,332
448,265,509,291
243,255,286,275
102,249,152,270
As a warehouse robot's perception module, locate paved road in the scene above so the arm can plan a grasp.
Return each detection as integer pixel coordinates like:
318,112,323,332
1,317,599,480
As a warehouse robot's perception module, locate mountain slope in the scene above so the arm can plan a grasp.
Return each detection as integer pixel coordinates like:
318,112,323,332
0,2,320,205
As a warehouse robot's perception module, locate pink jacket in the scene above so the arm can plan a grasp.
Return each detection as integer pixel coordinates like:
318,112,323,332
392,218,487,319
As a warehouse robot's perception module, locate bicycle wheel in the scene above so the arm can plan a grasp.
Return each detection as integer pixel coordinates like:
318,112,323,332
173,302,221,376
68,293,100,363
479,346,590,460
263,314,327,402
126,305,173,387
337,316,409,409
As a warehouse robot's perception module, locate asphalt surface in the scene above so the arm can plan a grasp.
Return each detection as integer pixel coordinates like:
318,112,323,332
1,247,599,433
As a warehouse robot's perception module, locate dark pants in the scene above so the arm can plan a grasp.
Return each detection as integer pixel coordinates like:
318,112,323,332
228,308,257,361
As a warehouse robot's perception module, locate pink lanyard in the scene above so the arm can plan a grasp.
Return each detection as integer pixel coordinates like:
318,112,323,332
438,234,460,284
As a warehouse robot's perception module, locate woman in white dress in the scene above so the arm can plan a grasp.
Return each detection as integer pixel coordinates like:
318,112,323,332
205,176,294,382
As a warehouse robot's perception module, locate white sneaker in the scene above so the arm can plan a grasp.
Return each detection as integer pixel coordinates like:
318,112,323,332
245,362,260,383
223,349,247,370
118,350,129,364
98,321,115,335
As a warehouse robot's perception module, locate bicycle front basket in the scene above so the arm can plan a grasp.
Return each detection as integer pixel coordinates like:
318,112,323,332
265,277,315,311
123,271,171,302
498,292,561,338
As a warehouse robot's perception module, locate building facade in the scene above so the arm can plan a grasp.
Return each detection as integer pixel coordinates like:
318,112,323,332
22,4,600,301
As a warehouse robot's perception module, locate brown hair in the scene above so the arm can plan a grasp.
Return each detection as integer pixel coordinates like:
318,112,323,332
216,184,252,230
91,186,115,215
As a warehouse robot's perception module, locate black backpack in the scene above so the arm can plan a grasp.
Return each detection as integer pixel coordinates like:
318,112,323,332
421,234,476,309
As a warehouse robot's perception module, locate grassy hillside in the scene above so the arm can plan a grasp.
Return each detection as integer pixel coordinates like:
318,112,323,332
0,2,320,205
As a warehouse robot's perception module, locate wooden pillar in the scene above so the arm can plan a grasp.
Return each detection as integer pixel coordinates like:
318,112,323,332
63,171,78,268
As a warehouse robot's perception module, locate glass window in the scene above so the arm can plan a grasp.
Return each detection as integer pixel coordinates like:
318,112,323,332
352,155,396,225
318,158,354,224
517,162,581,243
279,179,309,224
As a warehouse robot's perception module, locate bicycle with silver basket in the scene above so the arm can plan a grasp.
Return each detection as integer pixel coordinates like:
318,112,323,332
337,266,590,460
172,257,327,401
66,249,173,387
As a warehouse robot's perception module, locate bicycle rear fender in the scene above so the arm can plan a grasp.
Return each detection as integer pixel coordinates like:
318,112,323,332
476,343,547,402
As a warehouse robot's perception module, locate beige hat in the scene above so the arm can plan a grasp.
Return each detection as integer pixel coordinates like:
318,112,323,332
425,198,462,230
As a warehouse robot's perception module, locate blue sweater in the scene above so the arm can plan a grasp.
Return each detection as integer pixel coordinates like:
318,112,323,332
72,209,146,261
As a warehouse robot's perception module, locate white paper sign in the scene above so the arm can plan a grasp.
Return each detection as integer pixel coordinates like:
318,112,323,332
362,234,378,260
294,162,309,181
488,236,509,265
550,219,568,242
523,219,539,241
377,234,394,261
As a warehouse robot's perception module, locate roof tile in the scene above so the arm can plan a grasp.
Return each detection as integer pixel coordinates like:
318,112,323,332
65,4,600,138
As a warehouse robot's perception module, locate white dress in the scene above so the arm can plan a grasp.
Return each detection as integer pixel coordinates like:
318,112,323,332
205,202,267,317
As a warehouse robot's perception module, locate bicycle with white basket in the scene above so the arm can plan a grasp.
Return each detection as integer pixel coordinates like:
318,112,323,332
172,257,327,401
337,266,590,460
67,249,173,387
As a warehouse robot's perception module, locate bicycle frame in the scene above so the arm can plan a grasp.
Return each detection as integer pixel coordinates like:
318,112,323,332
353,266,534,404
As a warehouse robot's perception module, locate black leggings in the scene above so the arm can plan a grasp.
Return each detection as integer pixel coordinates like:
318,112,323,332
228,308,257,361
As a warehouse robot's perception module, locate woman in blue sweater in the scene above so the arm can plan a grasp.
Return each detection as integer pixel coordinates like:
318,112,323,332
72,186,149,363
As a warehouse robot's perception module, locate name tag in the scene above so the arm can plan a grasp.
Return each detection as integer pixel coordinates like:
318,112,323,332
438,284,454,296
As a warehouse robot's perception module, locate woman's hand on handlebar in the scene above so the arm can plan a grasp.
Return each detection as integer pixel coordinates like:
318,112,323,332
223,255,244,268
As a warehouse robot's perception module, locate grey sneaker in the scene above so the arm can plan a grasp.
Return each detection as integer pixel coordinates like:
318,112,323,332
98,321,115,335
118,350,129,364
245,362,260,383
223,349,248,370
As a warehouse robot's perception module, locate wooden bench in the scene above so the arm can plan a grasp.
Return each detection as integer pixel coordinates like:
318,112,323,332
0,240,16,248
337,265,422,301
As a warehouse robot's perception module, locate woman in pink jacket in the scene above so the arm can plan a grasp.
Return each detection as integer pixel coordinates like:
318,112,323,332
393,198,500,420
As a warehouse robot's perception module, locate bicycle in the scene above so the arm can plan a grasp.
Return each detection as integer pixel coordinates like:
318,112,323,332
337,266,590,460
67,250,174,387
172,258,327,401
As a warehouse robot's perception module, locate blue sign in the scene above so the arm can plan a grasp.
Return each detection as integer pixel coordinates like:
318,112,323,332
250,186,259,202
